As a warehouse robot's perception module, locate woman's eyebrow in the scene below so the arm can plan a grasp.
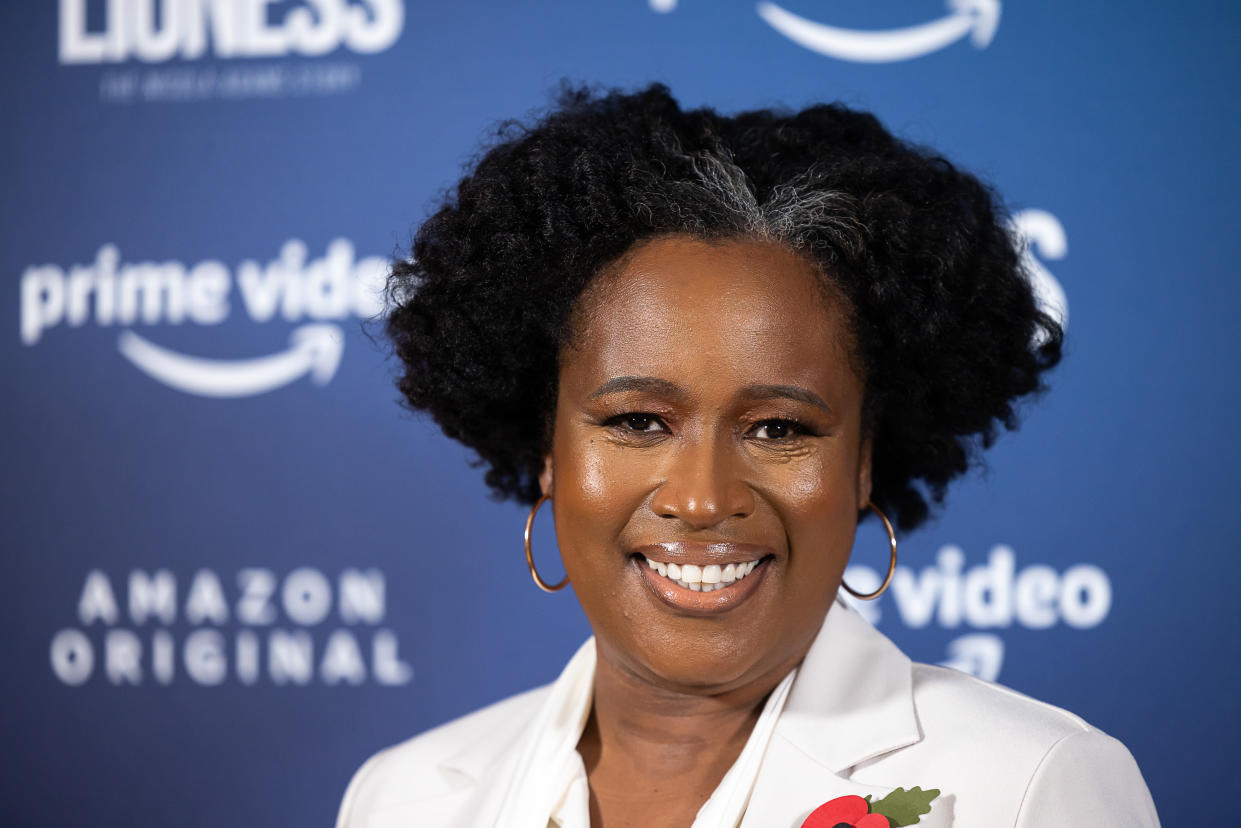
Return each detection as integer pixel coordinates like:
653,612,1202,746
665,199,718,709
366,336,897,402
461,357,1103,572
740,383,832,414
588,375,685,400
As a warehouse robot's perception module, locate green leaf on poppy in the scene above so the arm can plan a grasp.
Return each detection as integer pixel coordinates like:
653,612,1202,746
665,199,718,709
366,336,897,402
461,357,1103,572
867,787,940,826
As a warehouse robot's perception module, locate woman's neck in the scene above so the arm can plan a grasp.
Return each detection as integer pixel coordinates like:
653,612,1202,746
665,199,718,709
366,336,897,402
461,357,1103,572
575,643,802,826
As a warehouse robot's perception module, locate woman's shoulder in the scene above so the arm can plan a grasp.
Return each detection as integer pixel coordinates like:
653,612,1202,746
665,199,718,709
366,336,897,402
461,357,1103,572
910,661,1096,744
909,660,1143,769
335,684,549,828
900,663,1158,825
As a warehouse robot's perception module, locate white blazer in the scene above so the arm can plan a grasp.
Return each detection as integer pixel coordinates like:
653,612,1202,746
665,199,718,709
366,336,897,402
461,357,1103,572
337,601,1159,827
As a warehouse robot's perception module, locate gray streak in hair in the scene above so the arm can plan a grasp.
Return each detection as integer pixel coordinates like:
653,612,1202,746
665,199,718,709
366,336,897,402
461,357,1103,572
674,141,866,258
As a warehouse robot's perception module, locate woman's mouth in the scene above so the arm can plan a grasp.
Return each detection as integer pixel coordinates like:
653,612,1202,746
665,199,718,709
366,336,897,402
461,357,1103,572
641,556,760,592
630,543,774,615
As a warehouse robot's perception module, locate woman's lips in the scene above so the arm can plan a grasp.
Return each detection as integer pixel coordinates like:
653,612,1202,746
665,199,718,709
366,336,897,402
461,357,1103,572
630,542,775,616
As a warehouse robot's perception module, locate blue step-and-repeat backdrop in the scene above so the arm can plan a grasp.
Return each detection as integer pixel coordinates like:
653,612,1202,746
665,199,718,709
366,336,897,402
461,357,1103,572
3,1,1239,825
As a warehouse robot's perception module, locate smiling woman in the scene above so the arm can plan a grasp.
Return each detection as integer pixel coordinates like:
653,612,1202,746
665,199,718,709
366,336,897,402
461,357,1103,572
550,238,866,701
336,85,1159,827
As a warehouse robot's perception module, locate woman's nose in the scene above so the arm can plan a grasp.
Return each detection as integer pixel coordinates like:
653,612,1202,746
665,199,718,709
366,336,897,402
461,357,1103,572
651,438,754,529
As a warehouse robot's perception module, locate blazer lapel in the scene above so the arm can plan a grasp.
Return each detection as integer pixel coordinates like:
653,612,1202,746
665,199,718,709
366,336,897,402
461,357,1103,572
741,599,930,828
432,640,597,828
739,737,903,828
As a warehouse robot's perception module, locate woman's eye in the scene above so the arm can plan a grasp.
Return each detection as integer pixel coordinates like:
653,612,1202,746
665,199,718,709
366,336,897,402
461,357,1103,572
612,414,665,433
752,419,804,440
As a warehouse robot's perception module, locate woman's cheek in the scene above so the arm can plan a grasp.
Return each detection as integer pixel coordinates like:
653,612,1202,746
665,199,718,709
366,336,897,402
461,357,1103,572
574,441,610,504
775,457,858,559
559,436,642,534
768,456,834,513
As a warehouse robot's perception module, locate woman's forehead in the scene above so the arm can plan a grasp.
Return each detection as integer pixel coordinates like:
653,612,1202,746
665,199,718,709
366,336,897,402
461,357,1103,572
562,236,860,394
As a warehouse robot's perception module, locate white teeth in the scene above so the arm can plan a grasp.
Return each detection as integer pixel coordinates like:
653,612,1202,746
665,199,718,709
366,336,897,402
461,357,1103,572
642,557,761,591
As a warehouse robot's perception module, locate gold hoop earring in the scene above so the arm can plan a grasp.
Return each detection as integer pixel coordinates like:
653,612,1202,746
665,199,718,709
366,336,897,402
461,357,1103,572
524,494,569,593
842,502,897,601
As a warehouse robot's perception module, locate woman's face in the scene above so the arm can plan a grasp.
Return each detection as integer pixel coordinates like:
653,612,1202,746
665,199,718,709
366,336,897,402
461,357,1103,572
544,235,870,693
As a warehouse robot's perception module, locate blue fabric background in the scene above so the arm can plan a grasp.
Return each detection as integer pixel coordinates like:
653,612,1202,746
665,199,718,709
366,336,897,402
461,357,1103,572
3,1,1238,824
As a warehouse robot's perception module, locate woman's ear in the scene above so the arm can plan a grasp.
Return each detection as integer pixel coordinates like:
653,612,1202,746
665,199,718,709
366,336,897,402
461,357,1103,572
857,435,873,510
539,455,553,498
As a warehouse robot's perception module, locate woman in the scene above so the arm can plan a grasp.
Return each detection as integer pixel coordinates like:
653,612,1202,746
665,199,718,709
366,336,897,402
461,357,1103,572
338,85,1158,827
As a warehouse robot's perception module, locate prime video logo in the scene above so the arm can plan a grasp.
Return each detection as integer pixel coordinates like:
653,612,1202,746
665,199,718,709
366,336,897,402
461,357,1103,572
59,0,404,64
17,213,1063,399
842,545,1113,682
19,240,387,397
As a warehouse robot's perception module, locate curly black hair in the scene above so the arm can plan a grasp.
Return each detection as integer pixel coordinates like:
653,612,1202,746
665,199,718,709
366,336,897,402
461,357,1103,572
387,84,1061,532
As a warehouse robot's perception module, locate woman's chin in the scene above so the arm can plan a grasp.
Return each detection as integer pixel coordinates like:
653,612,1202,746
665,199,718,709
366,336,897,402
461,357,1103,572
615,641,773,696
597,611,795,697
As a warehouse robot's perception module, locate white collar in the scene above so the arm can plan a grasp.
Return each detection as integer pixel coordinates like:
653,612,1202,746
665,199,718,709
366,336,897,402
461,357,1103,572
778,597,920,772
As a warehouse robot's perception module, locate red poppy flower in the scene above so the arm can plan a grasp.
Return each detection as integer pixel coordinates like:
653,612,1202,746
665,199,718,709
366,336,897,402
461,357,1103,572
801,794,891,828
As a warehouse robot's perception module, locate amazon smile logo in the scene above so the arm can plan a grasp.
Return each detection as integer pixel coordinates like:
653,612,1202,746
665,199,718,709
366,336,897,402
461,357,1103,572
19,239,387,398
651,0,1000,63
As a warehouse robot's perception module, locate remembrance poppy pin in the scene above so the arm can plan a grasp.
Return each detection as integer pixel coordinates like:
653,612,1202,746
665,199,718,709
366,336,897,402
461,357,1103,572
800,788,940,828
